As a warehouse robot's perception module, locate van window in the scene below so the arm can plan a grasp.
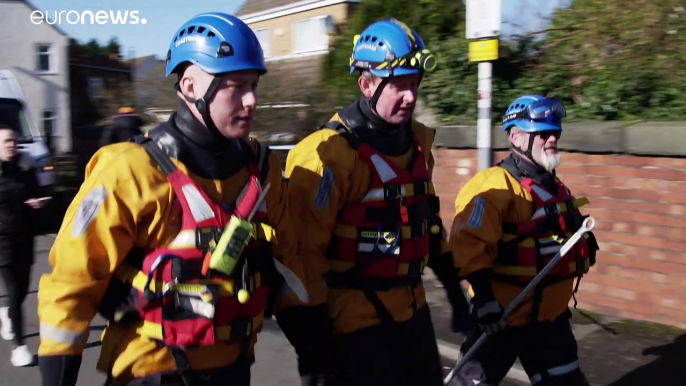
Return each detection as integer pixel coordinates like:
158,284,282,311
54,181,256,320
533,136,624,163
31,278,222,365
0,99,33,139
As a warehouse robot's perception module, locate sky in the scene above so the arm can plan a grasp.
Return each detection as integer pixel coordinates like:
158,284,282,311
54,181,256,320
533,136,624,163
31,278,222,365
28,0,571,60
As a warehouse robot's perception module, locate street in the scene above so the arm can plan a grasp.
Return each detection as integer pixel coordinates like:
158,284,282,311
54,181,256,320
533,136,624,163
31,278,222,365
0,234,518,386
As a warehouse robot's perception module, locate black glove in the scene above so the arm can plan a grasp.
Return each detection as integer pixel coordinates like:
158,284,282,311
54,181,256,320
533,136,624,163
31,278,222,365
473,297,505,335
276,304,336,381
449,290,473,334
466,269,506,336
39,355,82,386
427,252,472,334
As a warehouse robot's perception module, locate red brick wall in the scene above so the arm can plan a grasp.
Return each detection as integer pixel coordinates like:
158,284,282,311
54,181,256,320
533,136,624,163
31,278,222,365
433,148,686,329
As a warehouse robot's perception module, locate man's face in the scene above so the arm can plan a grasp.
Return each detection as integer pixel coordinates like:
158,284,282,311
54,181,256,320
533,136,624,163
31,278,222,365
512,129,562,172
360,73,420,125
0,128,16,162
179,66,259,140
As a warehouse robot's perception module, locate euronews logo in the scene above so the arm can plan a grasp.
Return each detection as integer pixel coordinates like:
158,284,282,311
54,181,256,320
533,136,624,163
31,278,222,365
30,10,147,25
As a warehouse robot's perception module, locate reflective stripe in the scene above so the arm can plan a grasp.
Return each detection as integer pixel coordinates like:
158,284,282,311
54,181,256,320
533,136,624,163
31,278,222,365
493,262,580,276
181,184,215,222
540,244,562,255
360,182,435,202
362,185,407,202
358,242,400,255
529,184,554,202
530,360,580,385
369,154,397,183
39,323,89,346
168,230,196,248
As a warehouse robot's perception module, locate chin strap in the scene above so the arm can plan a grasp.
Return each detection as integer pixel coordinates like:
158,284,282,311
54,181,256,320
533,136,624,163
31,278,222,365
174,74,224,138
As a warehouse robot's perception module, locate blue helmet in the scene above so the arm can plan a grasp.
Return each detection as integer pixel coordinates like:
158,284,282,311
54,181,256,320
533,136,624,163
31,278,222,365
502,94,566,133
165,12,267,77
349,18,437,78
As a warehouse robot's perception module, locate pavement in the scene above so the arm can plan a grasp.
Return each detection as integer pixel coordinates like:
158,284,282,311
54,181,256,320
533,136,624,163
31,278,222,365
424,273,686,386
0,234,684,385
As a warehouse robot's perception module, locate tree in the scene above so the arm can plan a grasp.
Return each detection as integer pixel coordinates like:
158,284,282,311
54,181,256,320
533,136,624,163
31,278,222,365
320,0,466,107
319,0,536,124
508,0,686,120
71,37,121,57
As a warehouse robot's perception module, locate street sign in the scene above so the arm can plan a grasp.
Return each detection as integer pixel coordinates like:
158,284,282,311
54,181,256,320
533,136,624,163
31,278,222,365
466,0,502,39
468,39,499,62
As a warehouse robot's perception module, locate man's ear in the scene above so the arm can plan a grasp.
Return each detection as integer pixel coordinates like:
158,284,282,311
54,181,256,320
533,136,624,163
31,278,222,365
509,129,522,148
178,74,195,99
358,75,374,99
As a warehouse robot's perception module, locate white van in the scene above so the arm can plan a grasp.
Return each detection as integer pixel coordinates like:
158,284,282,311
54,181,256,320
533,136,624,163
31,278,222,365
0,70,55,188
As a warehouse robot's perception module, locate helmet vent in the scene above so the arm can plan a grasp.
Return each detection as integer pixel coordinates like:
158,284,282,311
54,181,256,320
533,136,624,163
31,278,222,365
208,31,216,38
187,26,196,34
198,26,206,33
179,29,186,36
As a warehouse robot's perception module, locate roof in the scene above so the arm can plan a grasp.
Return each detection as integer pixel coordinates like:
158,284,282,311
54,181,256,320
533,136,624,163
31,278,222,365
0,0,69,37
236,0,301,16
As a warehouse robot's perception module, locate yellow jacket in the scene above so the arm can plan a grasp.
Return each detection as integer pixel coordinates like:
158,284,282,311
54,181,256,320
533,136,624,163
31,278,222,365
449,164,579,327
37,139,308,384
285,114,451,334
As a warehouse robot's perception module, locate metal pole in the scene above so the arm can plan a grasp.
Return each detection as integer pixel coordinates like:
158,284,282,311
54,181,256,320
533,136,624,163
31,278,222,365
477,61,492,171
444,217,597,385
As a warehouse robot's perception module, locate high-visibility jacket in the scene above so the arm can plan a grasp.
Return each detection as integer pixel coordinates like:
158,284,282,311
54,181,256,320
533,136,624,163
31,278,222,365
37,135,309,384
102,137,272,352
493,160,596,286
285,114,451,334
449,157,599,326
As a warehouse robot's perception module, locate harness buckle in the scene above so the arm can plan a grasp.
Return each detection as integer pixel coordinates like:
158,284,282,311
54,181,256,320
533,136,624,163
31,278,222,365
196,227,221,250
383,184,402,203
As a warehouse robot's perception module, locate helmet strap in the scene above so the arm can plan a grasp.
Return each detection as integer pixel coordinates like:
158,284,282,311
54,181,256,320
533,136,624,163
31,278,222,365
369,77,389,112
526,133,536,159
174,75,225,138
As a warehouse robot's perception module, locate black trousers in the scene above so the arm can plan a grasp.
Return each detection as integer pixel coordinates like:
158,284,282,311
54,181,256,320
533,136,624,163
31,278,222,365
105,361,251,386
330,305,444,386
0,234,34,347
449,310,589,386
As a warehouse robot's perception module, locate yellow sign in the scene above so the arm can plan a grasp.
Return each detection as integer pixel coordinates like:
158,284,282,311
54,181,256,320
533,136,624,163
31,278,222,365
468,39,499,62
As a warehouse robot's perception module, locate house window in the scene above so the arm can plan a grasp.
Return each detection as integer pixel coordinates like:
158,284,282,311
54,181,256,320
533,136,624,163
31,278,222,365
293,16,329,54
253,28,270,57
35,43,55,73
42,110,56,135
88,77,105,100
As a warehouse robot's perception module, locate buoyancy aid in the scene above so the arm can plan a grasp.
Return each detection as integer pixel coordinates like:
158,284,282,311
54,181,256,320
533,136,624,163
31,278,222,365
321,121,444,323
494,157,599,290
101,136,276,352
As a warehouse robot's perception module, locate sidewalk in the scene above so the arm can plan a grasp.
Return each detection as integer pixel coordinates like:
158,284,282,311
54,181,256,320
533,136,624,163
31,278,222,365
425,276,686,386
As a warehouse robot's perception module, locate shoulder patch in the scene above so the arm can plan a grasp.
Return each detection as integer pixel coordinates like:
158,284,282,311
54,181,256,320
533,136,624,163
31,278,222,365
314,166,335,210
468,196,486,228
72,184,108,237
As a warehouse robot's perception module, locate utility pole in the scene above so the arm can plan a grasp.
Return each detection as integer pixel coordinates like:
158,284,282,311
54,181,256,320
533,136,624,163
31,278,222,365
465,0,501,171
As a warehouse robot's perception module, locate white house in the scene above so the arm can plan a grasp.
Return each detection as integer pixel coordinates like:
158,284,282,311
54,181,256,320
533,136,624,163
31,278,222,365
0,0,71,153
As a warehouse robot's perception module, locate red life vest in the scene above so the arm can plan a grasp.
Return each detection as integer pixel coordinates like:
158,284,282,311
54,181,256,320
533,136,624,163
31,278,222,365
323,124,441,291
493,164,597,285
107,138,274,349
